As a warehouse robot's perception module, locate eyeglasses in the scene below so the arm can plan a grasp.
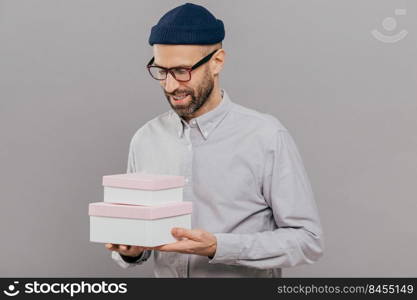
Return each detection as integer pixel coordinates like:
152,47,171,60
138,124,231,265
146,49,221,82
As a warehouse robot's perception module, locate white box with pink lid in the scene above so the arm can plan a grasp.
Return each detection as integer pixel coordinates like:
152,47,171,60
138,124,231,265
102,173,185,206
89,173,191,247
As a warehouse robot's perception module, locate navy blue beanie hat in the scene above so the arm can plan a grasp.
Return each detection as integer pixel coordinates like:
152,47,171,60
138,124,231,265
148,3,225,45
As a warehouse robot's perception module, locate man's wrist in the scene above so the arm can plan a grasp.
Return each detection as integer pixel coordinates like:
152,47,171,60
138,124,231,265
207,240,217,259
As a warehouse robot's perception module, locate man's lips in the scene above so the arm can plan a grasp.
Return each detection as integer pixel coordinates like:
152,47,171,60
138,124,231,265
170,94,191,104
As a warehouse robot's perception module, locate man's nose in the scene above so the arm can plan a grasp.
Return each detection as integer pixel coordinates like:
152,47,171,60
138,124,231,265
163,72,180,94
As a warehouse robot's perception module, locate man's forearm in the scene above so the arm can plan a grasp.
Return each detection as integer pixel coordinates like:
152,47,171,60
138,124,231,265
208,227,324,269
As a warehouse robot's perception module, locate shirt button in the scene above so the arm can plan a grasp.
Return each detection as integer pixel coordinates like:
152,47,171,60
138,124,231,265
185,178,190,183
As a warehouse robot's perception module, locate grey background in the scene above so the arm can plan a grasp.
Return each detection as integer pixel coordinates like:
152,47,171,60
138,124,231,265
1,0,416,277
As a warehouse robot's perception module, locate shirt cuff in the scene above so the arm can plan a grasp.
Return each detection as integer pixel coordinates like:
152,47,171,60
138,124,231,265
208,233,242,265
119,251,145,263
111,250,151,268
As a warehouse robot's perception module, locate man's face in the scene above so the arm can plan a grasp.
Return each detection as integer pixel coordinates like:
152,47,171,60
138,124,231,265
153,44,215,119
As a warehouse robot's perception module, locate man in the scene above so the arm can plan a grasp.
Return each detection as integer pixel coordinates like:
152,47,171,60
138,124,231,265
105,2,324,277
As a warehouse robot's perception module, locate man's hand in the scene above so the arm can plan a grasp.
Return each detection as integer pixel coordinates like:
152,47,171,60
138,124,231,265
105,243,145,257
152,227,217,257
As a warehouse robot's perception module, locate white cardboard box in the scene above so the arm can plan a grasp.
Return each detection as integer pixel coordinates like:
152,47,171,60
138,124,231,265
102,173,185,206
89,201,192,247
103,186,183,206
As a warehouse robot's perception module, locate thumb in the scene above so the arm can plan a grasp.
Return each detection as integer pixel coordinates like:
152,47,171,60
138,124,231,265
171,227,182,239
171,227,197,240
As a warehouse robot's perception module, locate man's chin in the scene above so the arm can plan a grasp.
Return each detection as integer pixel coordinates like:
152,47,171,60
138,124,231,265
171,102,190,109
171,106,191,116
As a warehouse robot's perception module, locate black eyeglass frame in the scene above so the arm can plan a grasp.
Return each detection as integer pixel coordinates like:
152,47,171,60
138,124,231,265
146,48,221,82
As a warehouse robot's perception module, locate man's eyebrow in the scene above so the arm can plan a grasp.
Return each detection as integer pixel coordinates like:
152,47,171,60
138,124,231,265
153,62,192,68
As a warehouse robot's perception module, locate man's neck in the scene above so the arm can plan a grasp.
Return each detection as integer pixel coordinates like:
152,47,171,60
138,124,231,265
183,87,223,123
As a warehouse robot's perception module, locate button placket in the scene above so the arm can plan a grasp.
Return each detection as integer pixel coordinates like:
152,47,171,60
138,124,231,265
183,126,193,187
179,125,193,278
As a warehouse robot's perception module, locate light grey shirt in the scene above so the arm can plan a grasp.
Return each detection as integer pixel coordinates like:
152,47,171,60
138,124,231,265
111,89,324,277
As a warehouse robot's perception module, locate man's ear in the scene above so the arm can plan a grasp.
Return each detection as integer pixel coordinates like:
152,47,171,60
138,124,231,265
211,49,225,75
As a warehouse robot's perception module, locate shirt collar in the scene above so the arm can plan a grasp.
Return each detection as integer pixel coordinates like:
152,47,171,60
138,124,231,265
172,89,232,140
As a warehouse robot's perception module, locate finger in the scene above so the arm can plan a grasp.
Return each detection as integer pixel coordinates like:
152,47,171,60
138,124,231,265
171,228,201,241
119,245,130,251
105,243,119,251
142,246,154,251
123,246,146,257
125,246,142,254
154,240,198,252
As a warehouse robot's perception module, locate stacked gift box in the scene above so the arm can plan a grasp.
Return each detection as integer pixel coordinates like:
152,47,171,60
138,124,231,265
89,173,192,247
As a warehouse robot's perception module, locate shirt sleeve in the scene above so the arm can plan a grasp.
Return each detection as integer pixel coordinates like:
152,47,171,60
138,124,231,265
110,137,153,268
208,129,324,269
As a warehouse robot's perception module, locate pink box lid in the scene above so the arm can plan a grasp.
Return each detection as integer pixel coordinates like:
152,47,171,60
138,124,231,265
102,173,185,190
88,201,192,220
